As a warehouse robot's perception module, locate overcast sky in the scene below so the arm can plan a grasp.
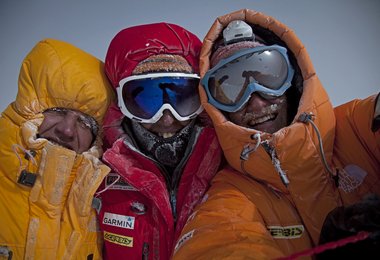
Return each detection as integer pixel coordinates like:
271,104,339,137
1,0,379,113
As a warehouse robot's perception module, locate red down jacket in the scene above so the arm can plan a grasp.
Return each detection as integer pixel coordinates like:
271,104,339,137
96,23,222,260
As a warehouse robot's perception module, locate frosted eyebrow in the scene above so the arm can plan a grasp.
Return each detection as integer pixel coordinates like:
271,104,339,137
44,107,99,136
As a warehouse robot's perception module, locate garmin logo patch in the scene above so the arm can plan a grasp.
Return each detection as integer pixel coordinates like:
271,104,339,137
103,212,135,229
104,231,133,247
267,225,304,239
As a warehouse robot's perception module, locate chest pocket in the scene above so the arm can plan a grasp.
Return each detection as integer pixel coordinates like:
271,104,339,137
98,187,155,258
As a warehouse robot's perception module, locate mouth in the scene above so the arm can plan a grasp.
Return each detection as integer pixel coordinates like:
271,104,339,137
243,104,280,128
158,132,176,138
48,137,74,151
248,113,277,128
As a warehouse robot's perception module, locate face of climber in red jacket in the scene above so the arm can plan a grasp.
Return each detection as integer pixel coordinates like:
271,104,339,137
132,54,197,138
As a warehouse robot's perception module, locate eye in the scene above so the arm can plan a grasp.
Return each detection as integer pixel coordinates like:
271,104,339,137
76,114,99,136
77,115,93,130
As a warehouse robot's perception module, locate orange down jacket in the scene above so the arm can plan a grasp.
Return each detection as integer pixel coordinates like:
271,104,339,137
0,39,113,259
172,9,380,260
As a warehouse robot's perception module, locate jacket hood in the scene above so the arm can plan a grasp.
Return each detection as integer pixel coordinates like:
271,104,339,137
12,38,113,126
200,9,336,190
0,39,112,257
102,23,203,146
105,22,202,88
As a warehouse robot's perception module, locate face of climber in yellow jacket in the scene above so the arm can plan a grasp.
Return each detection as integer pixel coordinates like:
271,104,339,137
38,107,98,153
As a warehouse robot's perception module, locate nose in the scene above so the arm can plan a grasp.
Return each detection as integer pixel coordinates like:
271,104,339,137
245,93,270,113
55,113,77,140
157,109,176,126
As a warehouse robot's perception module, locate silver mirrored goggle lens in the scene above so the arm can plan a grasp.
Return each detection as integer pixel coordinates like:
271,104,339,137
208,49,289,105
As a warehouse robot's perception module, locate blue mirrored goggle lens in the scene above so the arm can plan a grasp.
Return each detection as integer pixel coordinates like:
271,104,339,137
207,48,290,106
122,77,200,119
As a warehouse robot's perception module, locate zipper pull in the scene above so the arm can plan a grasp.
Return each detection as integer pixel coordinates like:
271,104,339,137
0,246,13,260
170,190,177,222
92,197,102,214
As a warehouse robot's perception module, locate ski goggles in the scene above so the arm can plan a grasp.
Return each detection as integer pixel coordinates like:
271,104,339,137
202,45,294,112
117,73,203,123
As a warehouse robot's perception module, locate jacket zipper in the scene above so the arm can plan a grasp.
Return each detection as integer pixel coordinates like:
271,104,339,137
122,126,202,224
170,189,177,222
169,126,202,224
142,242,149,260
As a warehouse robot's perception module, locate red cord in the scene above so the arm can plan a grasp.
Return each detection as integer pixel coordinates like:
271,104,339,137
277,231,370,260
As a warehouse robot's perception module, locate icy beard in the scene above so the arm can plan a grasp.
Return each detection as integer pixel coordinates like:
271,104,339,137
130,120,194,169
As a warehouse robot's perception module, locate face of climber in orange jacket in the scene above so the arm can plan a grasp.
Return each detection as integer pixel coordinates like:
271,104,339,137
204,20,295,134
228,93,288,134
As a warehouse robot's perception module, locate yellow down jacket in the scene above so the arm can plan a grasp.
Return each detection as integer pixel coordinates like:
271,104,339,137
0,39,113,259
173,9,380,259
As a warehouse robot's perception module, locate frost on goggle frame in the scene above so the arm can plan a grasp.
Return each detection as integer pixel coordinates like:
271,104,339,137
44,107,99,136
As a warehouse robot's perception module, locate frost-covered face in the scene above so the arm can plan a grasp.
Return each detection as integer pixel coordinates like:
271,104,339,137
127,54,197,168
39,108,96,153
141,111,191,139
228,93,288,134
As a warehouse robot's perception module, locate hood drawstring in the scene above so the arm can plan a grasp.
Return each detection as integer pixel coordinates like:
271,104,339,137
95,174,120,197
239,133,289,189
239,133,261,181
12,144,37,167
12,144,38,187
298,112,339,187
270,148,290,187
238,112,339,188
92,174,121,214
240,133,261,161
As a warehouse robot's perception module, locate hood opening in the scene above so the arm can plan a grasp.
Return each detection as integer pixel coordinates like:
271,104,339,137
211,22,303,125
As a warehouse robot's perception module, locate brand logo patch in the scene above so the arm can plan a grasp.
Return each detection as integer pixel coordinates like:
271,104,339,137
339,164,367,193
103,212,135,229
267,225,304,239
106,173,137,191
104,231,133,247
130,201,147,215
